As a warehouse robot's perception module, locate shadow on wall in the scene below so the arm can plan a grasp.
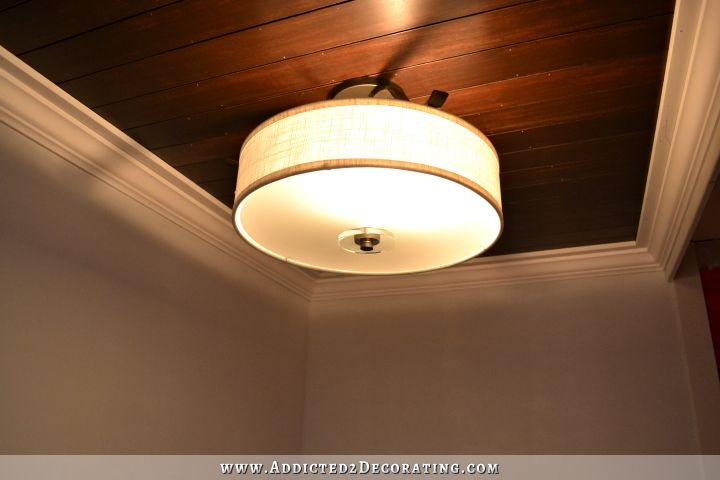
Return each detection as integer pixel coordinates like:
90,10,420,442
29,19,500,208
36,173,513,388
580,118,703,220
0,123,307,453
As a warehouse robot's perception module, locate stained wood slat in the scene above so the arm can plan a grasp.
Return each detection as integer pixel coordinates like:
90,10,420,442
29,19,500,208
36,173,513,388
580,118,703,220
0,0,177,53
495,172,647,252
417,54,665,117
512,170,645,252
464,82,661,135
501,170,646,205
503,188,644,223
500,131,652,173
488,108,657,154
502,199,644,227
500,206,642,241
19,0,343,82
129,58,662,150
500,133,651,190
61,0,523,106
394,15,670,97
176,159,238,184
154,133,246,168
66,0,673,108
502,166,647,201
502,193,644,223
487,224,639,255
97,14,671,130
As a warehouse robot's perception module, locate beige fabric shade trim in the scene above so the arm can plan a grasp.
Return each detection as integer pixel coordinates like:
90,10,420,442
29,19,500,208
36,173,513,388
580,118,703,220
233,98,502,218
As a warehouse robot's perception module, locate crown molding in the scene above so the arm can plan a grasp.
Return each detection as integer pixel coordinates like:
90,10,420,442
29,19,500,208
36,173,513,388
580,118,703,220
1,0,717,304
312,242,660,301
0,46,316,301
637,0,720,280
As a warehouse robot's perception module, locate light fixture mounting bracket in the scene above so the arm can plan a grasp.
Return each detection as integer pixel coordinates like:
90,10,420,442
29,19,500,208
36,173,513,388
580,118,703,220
329,76,449,109
329,76,409,100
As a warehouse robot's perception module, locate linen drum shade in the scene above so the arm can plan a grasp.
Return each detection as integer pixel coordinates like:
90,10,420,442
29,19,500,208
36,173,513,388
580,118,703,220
232,98,502,275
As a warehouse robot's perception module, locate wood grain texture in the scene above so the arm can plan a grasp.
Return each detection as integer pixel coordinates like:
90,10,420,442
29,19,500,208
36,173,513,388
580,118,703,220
500,132,652,188
490,174,646,253
19,0,343,81
61,0,672,107
488,108,657,154
416,54,665,117
0,0,675,258
61,0,524,106
0,0,177,53
97,14,671,130
464,82,662,135
126,61,662,149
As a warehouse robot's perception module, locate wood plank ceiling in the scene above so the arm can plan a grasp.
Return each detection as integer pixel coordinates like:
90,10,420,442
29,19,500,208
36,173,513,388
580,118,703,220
0,0,674,257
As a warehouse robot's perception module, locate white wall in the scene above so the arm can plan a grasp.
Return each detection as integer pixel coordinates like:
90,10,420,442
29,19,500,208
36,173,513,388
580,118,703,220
0,123,308,453
304,270,701,453
673,247,720,453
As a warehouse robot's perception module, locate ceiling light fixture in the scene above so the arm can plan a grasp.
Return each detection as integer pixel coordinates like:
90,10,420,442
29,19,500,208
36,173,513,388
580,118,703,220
232,77,502,275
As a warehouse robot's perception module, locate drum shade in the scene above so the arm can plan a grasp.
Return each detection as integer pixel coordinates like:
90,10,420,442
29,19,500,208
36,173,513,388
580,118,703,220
233,98,502,275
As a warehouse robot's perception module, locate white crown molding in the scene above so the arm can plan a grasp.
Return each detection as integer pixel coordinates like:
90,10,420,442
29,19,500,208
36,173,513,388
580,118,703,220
0,46,316,301
637,0,720,280
1,0,717,303
312,242,661,301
